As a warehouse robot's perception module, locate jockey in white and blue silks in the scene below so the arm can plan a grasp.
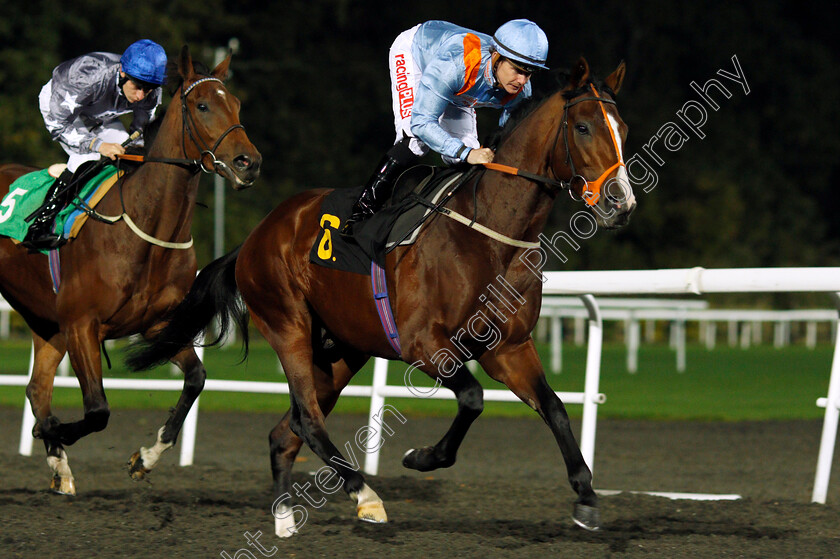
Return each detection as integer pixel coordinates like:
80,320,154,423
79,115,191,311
24,39,167,250
343,19,549,233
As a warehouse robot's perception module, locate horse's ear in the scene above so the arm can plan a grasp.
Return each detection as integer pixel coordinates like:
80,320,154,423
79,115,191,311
605,61,626,95
178,45,196,81
570,57,591,88
212,50,232,81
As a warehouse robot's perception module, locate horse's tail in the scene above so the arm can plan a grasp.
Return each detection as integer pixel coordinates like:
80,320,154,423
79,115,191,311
126,245,249,371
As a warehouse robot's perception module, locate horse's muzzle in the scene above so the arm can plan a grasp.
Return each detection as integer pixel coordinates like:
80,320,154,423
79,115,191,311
230,152,262,189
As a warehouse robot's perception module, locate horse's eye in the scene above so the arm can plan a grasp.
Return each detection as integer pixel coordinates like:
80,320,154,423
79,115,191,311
197,103,209,112
575,124,589,135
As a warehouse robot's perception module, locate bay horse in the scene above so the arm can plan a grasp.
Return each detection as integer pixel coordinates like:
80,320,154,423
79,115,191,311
129,57,634,537
0,46,261,495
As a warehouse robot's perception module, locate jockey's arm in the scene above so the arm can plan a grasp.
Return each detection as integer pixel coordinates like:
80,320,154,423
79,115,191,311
45,58,114,155
409,56,494,164
410,86,495,165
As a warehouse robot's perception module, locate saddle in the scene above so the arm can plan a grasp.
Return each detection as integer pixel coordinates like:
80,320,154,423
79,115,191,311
0,163,124,253
309,164,474,275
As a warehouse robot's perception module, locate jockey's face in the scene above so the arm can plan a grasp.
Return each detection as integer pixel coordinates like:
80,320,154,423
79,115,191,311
495,59,532,95
120,71,154,103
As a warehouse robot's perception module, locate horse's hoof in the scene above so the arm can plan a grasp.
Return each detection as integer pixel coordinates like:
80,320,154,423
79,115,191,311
127,451,151,481
49,474,76,496
274,513,299,538
572,503,600,531
357,502,388,524
402,447,452,472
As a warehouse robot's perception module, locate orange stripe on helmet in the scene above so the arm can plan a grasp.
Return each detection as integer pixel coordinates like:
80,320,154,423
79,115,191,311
456,33,482,96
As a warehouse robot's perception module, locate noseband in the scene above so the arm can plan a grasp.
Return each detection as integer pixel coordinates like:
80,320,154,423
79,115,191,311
180,77,245,174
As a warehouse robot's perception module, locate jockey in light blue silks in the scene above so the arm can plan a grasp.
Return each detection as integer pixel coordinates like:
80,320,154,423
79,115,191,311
24,39,167,250
343,19,549,234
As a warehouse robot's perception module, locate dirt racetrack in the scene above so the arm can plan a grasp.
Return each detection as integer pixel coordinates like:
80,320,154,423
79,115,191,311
1,406,838,558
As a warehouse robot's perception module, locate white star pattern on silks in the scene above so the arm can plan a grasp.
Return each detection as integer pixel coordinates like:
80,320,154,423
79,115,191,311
60,91,79,112
43,117,61,131
62,128,86,146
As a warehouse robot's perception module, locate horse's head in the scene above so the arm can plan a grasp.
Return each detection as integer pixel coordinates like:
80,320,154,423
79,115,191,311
172,45,262,190
557,58,636,229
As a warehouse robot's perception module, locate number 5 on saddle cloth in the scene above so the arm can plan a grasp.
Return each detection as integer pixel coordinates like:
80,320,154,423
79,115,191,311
0,164,124,253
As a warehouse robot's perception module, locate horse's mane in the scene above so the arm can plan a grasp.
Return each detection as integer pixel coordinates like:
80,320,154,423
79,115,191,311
485,70,615,150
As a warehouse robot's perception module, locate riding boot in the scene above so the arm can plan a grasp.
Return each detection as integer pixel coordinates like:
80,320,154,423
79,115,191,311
22,169,75,250
341,138,417,236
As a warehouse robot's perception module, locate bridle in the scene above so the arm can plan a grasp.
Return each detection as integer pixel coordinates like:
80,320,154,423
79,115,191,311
135,76,246,175
556,84,624,206
179,77,245,174
437,82,626,250
484,83,624,206
83,75,248,249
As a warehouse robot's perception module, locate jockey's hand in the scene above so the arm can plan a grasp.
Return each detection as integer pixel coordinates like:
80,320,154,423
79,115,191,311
98,142,126,160
466,147,495,165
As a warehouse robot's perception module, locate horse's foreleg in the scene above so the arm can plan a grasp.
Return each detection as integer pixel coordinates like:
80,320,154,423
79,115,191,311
402,364,484,472
480,339,600,530
26,333,76,495
128,346,206,480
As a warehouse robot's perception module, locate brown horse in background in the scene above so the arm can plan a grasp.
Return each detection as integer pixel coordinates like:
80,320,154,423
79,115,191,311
0,46,261,494
129,58,633,537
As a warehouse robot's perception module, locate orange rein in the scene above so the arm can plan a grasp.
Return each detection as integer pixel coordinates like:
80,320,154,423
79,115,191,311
115,154,145,162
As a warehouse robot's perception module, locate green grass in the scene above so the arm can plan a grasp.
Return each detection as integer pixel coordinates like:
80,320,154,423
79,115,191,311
0,338,833,421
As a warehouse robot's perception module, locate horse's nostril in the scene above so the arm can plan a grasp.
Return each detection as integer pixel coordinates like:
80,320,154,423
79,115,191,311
234,155,251,169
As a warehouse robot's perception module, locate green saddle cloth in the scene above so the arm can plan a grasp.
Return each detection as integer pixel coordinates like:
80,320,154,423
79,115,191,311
0,166,119,243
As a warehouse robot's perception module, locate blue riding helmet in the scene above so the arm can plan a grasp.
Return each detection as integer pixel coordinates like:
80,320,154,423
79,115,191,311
492,19,549,70
121,40,167,85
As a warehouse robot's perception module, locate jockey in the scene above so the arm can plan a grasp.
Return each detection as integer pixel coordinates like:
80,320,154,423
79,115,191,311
343,19,549,234
24,39,167,250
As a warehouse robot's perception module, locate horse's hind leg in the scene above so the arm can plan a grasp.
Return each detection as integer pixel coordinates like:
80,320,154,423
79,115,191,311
479,339,600,530
251,309,385,535
128,346,206,479
402,363,484,471
269,407,304,537
48,320,110,447
26,333,76,495
271,351,366,537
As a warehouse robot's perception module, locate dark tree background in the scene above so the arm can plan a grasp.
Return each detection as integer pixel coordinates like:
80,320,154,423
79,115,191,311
2,0,838,281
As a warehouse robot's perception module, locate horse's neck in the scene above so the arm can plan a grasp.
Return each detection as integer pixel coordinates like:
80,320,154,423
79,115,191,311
121,106,200,240
454,94,563,248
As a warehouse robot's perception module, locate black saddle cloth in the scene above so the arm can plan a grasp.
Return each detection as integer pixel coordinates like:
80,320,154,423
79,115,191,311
309,164,473,275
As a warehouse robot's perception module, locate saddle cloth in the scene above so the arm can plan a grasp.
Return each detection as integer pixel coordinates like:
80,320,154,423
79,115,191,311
309,165,470,275
0,164,123,252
